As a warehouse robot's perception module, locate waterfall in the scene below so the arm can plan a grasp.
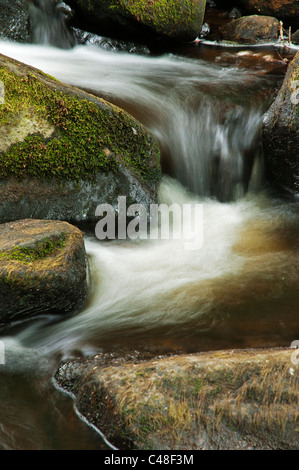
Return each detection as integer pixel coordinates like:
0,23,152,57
1,39,296,357
0,36,298,449
28,0,76,48
0,41,274,201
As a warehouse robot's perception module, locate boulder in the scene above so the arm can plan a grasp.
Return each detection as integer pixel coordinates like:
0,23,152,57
233,0,299,29
0,53,161,224
291,29,299,44
0,219,88,325
66,0,207,44
220,15,280,44
262,51,299,197
55,347,299,450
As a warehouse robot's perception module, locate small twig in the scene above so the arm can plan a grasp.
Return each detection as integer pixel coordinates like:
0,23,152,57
279,21,284,43
276,50,289,64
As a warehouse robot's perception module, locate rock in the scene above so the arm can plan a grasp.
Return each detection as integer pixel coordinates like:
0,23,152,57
291,29,299,44
74,30,151,54
55,348,299,450
262,51,299,197
0,0,31,43
220,15,280,44
233,0,299,29
66,0,207,44
0,53,161,224
0,219,88,325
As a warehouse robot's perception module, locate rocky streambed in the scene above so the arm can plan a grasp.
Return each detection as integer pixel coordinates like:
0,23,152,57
0,0,298,452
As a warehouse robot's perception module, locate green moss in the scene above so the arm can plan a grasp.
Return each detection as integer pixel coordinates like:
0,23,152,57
0,234,67,264
0,65,160,185
113,0,206,35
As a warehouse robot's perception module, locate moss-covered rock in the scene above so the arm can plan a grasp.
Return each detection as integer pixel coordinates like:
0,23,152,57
0,219,88,325
0,53,161,223
220,15,280,44
66,0,206,44
262,51,299,197
55,348,299,450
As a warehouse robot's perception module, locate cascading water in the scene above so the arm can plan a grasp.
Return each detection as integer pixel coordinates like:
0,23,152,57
0,40,273,200
28,0,76,48
0,12,298,449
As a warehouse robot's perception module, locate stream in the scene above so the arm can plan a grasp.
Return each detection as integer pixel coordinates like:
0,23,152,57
0,31,298,449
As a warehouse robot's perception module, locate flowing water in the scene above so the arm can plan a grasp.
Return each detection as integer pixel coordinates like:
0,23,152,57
0,26,299,449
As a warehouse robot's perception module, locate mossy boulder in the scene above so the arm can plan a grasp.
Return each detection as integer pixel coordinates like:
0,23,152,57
0,53,161,224
0,219,88,325
262,51,299,198
220,15,280,44
66,0,207,44
55,348,299,450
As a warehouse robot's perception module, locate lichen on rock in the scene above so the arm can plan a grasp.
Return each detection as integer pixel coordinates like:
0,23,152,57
55,348,299,450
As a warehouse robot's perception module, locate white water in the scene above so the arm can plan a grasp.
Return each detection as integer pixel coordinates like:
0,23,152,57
0,40,298,355
0,37,298,450
0,39,272,199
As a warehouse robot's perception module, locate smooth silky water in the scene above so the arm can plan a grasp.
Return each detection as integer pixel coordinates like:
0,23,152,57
0,37,298,449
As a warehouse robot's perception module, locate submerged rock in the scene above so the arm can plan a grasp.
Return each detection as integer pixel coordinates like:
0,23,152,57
263,51,299,197
0,53,161,224
55,348,299,450
220,15,280,44
0,219,87,325
66,0,207,44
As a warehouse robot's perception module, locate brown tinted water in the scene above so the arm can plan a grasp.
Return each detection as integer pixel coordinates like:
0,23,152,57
0,39,298,449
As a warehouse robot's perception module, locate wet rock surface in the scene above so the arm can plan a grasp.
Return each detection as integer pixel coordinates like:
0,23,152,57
55,347,299,450
263,51,299,197
291,29,299,44
0,219,88,325
66,0,207,44
220,15,280,44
